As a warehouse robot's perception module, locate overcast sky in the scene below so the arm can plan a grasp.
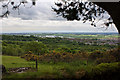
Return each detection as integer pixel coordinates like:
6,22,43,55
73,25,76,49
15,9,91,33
1,0,118,33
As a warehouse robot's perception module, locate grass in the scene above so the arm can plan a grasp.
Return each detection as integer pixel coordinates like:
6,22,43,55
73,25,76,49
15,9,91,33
2,55,35,69
2,55,95,79
2,55,120,79
0,55,2,65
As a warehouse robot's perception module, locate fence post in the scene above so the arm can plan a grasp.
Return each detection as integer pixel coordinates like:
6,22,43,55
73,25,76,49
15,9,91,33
35,59,38,70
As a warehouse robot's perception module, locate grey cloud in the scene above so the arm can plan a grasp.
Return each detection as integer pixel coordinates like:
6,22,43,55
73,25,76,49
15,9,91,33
2,19,118,33
2,0,114,21
8,1,65,20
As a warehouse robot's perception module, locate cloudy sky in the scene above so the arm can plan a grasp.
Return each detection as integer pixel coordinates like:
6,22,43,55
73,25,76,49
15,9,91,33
1,0,118,33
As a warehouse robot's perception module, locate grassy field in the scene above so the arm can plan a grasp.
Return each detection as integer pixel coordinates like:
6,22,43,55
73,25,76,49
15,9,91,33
2,55,35,69
2,55,120,79
2,55,94,79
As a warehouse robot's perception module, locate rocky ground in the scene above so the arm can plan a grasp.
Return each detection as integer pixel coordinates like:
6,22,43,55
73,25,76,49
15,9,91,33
8,67,32,73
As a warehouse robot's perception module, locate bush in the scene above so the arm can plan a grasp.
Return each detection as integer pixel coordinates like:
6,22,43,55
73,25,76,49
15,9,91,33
89,50,103,60
95,48,120,64
95,55,116,64
21,51,88,63
86,62,120,80
108,48,120,62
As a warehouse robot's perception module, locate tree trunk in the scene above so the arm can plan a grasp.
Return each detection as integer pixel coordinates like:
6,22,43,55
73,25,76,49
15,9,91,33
94,2,120,34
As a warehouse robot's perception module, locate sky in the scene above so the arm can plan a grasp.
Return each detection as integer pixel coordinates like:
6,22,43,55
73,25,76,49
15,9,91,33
1,0,118,33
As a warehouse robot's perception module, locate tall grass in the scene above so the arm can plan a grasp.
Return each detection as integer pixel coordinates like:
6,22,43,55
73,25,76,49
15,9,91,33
2,55,120,79
2,55,95,79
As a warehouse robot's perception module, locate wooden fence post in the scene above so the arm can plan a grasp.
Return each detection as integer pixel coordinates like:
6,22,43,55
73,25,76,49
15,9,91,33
36,59,38,70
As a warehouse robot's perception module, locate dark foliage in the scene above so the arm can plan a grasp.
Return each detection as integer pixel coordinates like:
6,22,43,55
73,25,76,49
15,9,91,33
52,0,113,28
95,48,120,64
0,0,36,18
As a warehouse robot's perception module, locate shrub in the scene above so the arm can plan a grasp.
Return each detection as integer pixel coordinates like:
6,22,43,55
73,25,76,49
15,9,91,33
89,50,103,60
86,62,120,80
95,55,116,64
95,48,120,64
21,51,88,63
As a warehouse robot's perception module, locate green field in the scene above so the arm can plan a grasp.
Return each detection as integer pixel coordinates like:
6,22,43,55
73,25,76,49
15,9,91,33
2,55,94,78
27,33,119,39
2,55,35,69
2,55,120,79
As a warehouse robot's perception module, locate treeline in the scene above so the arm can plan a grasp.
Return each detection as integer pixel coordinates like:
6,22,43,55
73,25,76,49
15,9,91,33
2,35,117,56
2,41,48,56
2,35,62,43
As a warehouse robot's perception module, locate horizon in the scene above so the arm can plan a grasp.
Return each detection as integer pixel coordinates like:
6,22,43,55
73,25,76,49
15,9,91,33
2,31,119,34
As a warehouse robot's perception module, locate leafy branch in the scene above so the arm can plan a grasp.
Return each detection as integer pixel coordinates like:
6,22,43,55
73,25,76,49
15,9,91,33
0,0,36,18
52,0,113,28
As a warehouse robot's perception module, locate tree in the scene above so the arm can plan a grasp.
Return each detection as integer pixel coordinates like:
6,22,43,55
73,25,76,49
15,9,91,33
52,0,120,33
24,41,47,70
0,0,36,17
94,2,120,34
24,41,47,55
0,0,120,33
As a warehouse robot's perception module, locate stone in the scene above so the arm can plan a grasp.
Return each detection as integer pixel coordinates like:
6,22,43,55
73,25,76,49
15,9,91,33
2,65,6,73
